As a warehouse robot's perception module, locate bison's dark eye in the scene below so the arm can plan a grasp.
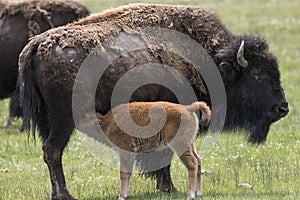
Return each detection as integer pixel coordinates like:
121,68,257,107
252,74,261,81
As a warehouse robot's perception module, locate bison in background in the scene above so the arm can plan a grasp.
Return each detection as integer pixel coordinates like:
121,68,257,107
0,0,90,128
18,4,288,199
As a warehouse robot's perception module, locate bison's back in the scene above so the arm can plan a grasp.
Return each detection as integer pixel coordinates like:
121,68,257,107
19,3,231,136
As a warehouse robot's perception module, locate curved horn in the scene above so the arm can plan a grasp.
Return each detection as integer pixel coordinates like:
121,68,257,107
237,40,248,68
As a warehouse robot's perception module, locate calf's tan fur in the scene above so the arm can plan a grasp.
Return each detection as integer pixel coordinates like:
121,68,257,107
81,101,211,199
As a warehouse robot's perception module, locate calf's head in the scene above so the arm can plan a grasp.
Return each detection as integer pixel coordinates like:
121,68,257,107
215,35,289,143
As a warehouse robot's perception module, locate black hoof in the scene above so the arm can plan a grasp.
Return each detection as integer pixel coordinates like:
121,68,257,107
52,191,76,200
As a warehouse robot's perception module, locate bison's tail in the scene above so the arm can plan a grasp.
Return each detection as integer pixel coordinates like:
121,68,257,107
18,39,41,141
187,102,211,126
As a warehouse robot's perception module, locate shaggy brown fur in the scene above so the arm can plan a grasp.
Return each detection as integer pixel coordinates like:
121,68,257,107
79,101,211,199
36,3,231,57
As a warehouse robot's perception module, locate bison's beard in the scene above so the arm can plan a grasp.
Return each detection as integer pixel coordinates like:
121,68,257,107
224,106,275,144
246,119,271,144
224,119,271,144
246,106,287,144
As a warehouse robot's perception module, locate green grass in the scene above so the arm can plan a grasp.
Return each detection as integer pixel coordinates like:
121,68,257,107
1,0,300,199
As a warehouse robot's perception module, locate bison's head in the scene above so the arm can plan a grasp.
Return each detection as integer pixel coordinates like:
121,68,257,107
215,35,289,144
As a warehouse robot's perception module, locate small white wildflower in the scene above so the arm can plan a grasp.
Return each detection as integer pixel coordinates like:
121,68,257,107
238,183,254,191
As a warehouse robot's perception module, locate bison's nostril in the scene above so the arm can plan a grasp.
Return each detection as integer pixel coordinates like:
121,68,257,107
278,107,289,116
275,102,289,117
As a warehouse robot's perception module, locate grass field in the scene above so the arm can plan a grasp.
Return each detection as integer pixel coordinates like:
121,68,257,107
0,0,299,199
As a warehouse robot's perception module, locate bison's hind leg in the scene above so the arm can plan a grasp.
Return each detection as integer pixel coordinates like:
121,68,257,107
40,105,75,200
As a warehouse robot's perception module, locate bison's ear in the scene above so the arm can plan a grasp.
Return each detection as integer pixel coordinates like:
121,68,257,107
219,61,240,82
219,61,233,73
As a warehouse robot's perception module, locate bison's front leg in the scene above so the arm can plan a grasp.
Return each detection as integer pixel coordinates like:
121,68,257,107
140,149,177,192
155,165,177,192
143,148,177,192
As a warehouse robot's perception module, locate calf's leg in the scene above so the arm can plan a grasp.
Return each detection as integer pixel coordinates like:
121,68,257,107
192,144,202,196
119,152,133,200
179,146,198,199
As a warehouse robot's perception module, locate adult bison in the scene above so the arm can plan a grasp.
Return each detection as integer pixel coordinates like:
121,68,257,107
19,4,288,199
0,0,90,128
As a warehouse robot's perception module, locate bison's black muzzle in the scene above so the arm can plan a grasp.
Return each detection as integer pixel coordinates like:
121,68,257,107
272,101,289,121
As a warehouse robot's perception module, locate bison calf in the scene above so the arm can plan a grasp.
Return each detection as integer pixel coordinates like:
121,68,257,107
80,101,211,199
